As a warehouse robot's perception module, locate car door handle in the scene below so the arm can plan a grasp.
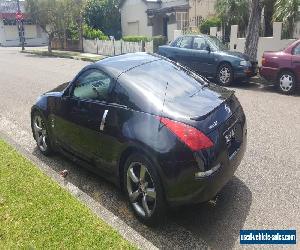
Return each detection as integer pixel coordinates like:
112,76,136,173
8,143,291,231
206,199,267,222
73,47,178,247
100,110,109,131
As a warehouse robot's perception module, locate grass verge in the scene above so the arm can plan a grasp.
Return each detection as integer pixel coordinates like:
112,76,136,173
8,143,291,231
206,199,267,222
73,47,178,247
0,139,135,249
21,50,105,62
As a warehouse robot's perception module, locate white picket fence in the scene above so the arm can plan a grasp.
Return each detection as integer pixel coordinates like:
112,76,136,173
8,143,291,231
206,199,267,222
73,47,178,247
83,38,154,56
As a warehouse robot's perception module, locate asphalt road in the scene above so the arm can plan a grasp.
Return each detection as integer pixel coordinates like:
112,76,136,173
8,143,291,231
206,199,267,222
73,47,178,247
0,47,299,249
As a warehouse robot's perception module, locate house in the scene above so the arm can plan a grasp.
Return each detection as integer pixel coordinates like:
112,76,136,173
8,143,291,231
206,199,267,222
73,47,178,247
120,0,189,42
188,0,216,28
0,1,48,47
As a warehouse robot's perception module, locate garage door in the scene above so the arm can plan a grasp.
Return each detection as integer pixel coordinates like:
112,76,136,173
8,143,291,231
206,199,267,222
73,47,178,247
127,21,139,36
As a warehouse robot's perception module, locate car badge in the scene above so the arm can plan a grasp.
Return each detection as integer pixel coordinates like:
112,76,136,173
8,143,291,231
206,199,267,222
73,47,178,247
225,104,232,114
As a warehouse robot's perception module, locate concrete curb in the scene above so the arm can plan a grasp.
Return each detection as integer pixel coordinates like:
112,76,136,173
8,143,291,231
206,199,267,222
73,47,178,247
0,129,158,250
21,50,104,63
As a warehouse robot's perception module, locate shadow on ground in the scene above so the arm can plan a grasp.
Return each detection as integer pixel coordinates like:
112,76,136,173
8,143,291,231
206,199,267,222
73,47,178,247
230,79,300,96
32,147,252,249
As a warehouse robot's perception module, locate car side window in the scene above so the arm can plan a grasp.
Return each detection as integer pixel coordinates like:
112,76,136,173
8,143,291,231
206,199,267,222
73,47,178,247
293,44,300,55
193,37,207,50
72,69,112,101
172,37,182,47
177,37,193,49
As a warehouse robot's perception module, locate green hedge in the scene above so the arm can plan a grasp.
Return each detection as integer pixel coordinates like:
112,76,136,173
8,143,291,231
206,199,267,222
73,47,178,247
152,35,167,52
122,36,150,42
83,25,108,41
199,16,221,34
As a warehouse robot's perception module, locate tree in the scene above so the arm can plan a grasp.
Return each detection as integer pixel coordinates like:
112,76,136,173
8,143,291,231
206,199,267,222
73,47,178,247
26,0,59,52
215,0,250,38
273,0,299,38
263,0,276,36
199,16,221,34
84,0,121,39
26,0,86,53
244,0,263,61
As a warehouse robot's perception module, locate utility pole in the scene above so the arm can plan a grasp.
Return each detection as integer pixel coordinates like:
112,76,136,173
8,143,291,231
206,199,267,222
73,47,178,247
16,0,25,51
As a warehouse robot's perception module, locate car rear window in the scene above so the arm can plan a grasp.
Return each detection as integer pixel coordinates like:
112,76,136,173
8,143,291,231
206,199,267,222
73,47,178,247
115,59,205,113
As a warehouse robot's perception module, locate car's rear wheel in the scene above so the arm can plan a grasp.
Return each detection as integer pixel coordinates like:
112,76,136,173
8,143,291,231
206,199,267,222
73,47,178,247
217,63,233,86
32,112,53,156
278,71,297,95
124,153,166,226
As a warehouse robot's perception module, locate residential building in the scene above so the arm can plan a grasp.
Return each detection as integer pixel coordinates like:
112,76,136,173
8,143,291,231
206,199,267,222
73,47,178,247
188,0,216,28
120,0,189,42
0,1,48,47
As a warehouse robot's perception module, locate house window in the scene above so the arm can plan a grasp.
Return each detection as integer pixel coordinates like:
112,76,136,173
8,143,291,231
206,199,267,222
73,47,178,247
176,12,189,30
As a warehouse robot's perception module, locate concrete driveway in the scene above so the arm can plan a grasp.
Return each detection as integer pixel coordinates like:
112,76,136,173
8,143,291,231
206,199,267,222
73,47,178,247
0,47,299,249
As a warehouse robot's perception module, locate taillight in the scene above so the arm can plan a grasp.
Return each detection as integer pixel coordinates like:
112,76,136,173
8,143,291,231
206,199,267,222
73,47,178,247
158,117,214,151
262,57,266,66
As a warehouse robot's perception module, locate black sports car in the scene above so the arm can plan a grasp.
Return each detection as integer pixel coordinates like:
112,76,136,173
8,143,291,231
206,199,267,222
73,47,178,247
31,53,247,225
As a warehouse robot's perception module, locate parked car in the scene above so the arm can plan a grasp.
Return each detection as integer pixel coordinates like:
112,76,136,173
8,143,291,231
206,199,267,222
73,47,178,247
260,39,300,95
31,53,247,225
158,35,257,86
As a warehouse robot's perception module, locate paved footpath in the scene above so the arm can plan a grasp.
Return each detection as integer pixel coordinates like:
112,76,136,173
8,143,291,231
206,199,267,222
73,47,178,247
0,47,299,249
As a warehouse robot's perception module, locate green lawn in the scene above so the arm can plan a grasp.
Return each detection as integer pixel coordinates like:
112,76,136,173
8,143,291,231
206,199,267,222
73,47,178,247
0,139,135,249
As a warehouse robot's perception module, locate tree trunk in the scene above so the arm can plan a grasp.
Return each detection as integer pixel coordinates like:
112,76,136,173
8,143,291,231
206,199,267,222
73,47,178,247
244,0,263,61
48,33,53,53
263,0,275,37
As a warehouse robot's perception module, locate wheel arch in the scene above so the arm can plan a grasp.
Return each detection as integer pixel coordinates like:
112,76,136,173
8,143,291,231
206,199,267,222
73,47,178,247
217,60,233,70
277,68,297,83
117,145,167,199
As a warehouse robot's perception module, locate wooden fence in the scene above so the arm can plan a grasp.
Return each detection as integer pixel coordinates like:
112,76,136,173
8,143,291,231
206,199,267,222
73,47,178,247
83,38,154,56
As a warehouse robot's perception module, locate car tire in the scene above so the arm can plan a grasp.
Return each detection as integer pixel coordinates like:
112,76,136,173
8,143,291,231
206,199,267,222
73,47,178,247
277,71,297,95
124,153,166,226
31,111,53,156
216,63,233,86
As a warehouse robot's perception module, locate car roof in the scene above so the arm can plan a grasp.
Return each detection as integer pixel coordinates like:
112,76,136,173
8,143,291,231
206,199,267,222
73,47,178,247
93,52,161,77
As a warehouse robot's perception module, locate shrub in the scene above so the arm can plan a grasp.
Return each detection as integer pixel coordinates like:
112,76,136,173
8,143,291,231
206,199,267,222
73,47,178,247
199,16,221,34
152,35,167,52
83,24,108,40
122,36,150,42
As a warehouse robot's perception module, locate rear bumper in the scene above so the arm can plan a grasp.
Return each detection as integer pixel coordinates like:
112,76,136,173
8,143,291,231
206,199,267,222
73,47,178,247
234,63,258,80
166,115,247,207
259,66,279,82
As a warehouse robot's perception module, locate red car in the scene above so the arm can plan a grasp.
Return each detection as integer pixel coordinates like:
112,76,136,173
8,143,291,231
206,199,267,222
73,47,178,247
260,39,300,94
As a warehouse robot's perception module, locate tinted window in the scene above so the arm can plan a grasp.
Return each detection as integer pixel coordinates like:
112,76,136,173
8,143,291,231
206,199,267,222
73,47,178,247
193,37,207,50
206,36,228,51
116,59,205,112
171,37,182,47
72,69,112,101
178,36,193,49
293,44,300,55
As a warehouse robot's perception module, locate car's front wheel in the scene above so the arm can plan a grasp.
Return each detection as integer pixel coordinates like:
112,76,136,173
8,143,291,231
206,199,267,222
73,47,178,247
216,63,233,86
278,71,297,95
124,153,166,226
32,112,53,156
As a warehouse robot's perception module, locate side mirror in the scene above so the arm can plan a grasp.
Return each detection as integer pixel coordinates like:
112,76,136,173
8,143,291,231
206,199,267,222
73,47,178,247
206,45,211,53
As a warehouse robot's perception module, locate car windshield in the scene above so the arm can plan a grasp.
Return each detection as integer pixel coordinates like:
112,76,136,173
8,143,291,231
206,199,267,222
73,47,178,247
207,36,228,51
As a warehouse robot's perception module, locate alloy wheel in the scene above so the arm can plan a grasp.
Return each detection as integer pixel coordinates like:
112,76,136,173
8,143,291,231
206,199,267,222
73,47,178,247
279,74,294,92
33,115,48,152
126,162,157,218
219,66,231,85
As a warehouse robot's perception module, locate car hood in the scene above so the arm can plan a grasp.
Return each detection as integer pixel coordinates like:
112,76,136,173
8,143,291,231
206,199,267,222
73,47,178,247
219,50,250,61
